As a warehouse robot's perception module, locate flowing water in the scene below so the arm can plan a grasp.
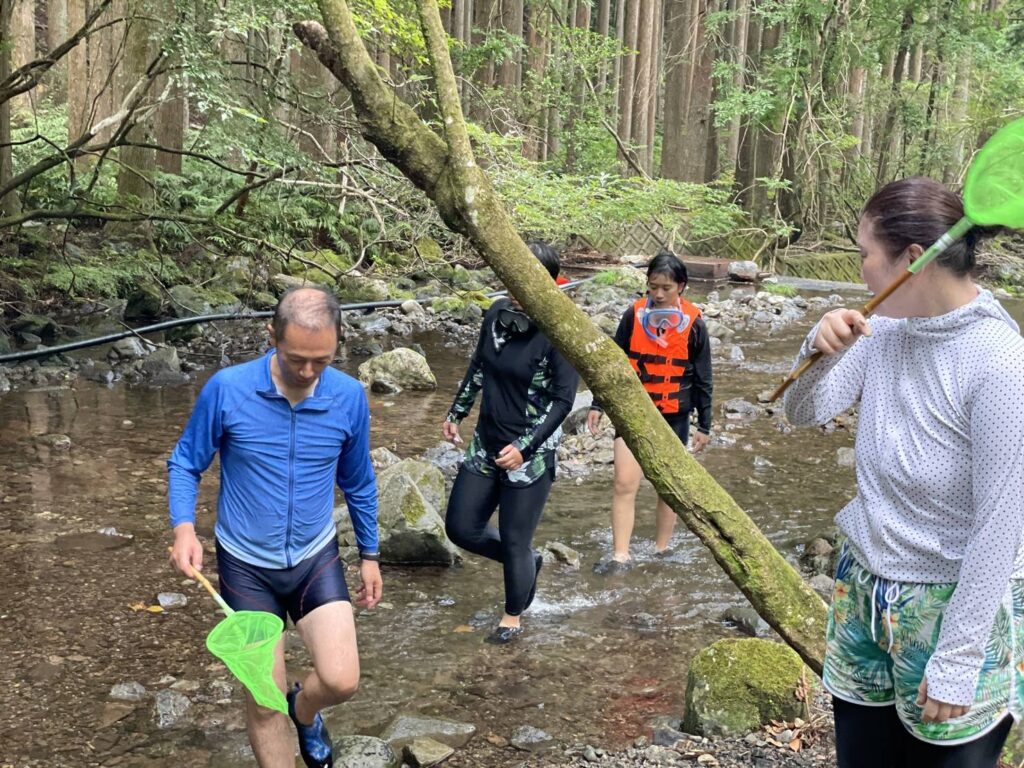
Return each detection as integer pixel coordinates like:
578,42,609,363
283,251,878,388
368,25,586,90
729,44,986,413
2,285,1021,766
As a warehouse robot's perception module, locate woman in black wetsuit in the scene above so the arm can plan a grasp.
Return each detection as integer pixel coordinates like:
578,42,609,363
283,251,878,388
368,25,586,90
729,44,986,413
441,242,580,644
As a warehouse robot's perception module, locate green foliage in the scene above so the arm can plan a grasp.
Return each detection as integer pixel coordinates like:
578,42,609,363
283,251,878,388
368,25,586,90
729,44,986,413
760,282,797,297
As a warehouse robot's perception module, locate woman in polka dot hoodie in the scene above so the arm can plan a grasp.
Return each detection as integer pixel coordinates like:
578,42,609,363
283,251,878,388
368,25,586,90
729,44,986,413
784,176,1024,766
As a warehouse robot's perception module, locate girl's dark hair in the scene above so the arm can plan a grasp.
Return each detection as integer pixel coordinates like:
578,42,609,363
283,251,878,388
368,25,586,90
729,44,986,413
647,249,688,285
861,176,981,276
527,240,561,279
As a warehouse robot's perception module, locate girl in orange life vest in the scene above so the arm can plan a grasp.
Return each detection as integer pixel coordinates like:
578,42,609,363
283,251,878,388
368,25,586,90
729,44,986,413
586,250,713,572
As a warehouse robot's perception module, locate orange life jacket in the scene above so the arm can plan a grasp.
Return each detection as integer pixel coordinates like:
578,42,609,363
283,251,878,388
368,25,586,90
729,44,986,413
627,297,701,415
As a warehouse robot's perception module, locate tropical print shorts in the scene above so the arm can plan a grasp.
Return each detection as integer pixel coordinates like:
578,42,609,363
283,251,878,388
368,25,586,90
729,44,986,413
825,540,1024,744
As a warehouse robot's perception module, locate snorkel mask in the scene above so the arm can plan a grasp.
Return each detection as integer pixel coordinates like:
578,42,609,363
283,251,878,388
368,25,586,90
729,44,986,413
639,300,688,348
497,307,532,334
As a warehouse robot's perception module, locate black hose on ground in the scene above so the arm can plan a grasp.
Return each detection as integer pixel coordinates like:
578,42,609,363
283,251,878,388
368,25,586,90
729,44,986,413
0,278,595,365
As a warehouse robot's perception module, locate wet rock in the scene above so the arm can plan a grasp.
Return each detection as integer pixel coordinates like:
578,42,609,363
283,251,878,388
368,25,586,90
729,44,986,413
799,538,834,576
359,316,393,335
112,337,149,360
371,447,402,471
403,737,454,767
583,745,600,762
561,391,596,435
11,314,58,343
462,303,483,323
510,725,553,751
728,345,745,363
752,456,773,470
630,612,659,631
339,459,458,566
332,735,400,768
703,319,734,342
719,607,768,638
647,715,687,747
124,284,164,322
168,285,212,318
0,372,10,395
140,346,181,377
541,541,581,570
836,447,855,467
371,378,402,394
421,441,464,480
808,574,835,602
81,360,115,385
351,341,385,357
400,299,426,317
38,433,71,450
722,399,760,418
379,714,476,751
358,347,437,392
728,261,759,282
683,638,812,737
157,592,188,609
154,689,192,729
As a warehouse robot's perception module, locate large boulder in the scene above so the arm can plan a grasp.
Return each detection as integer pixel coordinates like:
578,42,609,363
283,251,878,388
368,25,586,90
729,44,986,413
358,348,436,393
167,285,212,318
683,638,812,737
728,261,759,282
10,314,58,343
337,459,458,565
124,283,164,322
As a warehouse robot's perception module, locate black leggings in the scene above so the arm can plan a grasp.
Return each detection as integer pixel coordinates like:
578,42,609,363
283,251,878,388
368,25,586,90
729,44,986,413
833,697,1012,768
444,467,553,616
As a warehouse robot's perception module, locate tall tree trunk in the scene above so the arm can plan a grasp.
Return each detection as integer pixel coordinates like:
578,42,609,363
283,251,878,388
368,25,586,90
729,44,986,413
613,0,625,105
596,0,611,90
874,7,913,183
644,0,661,174
661,0,713,181
944,1,975,184
616,0,640,167
153,74,186,173
630,0,655,173
67,0,87,142
0,0,22,216
523,3,545,160
46,0,69,102
116,0,154,200
296,3,829,673
9,0,36,112
497,0,523,88
724,0,749,176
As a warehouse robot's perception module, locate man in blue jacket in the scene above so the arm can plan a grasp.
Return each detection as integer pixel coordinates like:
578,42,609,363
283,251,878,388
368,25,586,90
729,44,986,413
168,286,381,768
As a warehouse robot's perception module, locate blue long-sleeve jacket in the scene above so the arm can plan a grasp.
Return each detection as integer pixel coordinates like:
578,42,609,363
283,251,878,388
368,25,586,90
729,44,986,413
168,351,379,569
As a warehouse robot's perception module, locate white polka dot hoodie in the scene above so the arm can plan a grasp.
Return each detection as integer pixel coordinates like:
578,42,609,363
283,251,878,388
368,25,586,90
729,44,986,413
784,288,1024,706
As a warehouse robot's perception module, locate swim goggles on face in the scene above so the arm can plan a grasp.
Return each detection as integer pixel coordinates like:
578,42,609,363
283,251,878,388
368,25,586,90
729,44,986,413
497,307,532,334
639,301,688,347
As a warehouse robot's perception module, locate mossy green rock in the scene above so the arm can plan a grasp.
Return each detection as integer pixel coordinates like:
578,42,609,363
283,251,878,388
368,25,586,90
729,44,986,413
337,274,391,303
167,285,212,318
357,348,436,392
124,283,164,322
683,638,812,737
374,459,458,565
11,314,58,342
414,237,444,263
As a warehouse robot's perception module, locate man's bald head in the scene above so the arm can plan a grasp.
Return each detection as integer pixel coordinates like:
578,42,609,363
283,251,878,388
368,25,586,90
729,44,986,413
271,286,342,343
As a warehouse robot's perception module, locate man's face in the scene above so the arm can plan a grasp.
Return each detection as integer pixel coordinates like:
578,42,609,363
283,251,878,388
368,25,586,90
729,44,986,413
268,323,338,389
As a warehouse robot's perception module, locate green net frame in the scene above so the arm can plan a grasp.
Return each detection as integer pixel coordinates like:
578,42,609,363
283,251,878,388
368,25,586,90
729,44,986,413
205,610,287,713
